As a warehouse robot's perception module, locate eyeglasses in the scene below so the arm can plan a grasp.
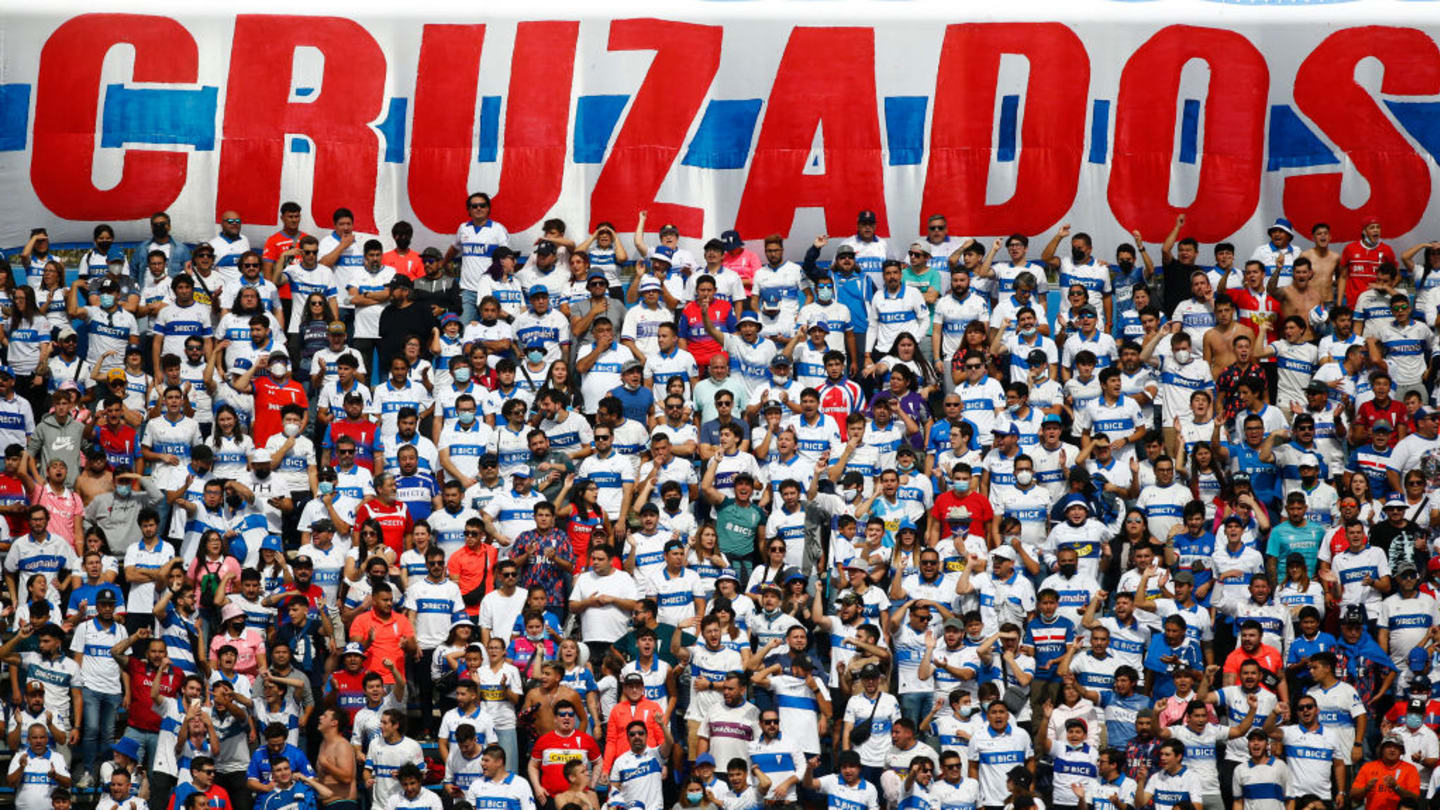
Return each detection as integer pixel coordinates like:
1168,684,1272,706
241,263,261,269
469,202,490,209
464,530,482,536
944,763,962,769
501,572,518,578
198,768,216,775
761,718,779,724
1407,480,1424,487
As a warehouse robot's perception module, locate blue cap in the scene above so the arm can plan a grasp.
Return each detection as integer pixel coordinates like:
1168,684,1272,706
651,245,675,264
112,736,141,761
587,270,608,283
440,312,460,325
0,365,13,379
1269,218,1295,237
695,753,717,767
261,535,283,552
721,230,743,251
738,312,760,325
1410,646,1430,673
895,518,918,535
1042,413,1062,425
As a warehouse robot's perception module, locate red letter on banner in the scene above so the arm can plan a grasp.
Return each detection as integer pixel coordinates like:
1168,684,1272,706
735,28,887,239
409,24,487,234
1284,27,1440,237
587,19,720,236
32,14,195,220
921,23,1088,238
491,21,580,233
217,16,386,231
1109,26,1268,242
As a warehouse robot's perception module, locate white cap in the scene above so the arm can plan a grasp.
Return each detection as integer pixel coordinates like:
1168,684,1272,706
248,449,272,464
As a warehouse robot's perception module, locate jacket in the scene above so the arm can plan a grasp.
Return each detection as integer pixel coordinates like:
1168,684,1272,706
603,697,667,772
128,238,193,282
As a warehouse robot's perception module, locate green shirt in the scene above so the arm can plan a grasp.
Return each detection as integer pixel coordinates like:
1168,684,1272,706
716,497,765,558
902,267,943,334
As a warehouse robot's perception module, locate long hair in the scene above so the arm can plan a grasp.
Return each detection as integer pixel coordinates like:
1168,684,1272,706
9,285,38,331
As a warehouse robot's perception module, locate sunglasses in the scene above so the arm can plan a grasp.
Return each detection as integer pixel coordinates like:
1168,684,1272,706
908,252,926,258
469,202,490,209
965,363,983,370
928,225,945,231
223,218,241,225
555,711,576,718
301,249,318,255
241,263,261,269
464,530,482,536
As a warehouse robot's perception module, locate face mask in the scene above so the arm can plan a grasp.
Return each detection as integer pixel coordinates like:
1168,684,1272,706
764,607,781,618
1174,349,1193,365
960,705,980,718
458,410,477,426
1071,248,1087,263
527,350,545,364
481,317,497,327
951,479,969,494
663,497,682,512
898,462,914,473
269,362,287,378
254,468,271,480
687,793,704,804
842,488,859,503
283,423,301,438
1033,367,1048,381
99,294,116,309
317,481,335,496
1019,326,1037,338
1407,714,1424,730
114,484,132,498
151,223,169,240
817,287,834,303
1006,403,1021,414
226,495,245,510
1015,470,1034,487
1059,563,1078,578
1119,260,1135,272
453,367,471,384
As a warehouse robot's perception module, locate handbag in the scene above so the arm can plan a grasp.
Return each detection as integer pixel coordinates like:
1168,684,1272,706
848,694,882,747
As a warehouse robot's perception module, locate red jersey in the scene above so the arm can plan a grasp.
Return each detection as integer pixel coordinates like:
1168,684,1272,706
817,378,863,440
327,668,368,720
263,230,309,301
930,491,995,545
531,730,601,795
355,498,412,555
252,376,308,448
0,473,28,537
1355,397,1408,439
1383,696,1440,732
166,784,232,810
126,659,182,732
1342,240,1398,307
448,542,497,615
1226,286,1282,345
94,422,140,471
1222,644,1285,693
678,299,735,368
324,418,379,471
383,249,425,280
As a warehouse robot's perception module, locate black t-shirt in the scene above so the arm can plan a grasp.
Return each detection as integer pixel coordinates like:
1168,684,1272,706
1162,259,1200,318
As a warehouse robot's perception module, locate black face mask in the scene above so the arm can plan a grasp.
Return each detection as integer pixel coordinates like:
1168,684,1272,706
1071,248,1087,263
151,222,169,240
225,495,245,511
663,497,682,512
1118,260,1134,272
1058,563,1078,578
253,468,271,480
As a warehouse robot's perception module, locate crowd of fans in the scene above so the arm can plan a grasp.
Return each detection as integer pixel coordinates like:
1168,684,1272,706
0,197,1437,810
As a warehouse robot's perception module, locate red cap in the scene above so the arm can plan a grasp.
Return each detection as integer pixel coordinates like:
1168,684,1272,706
1429,556,1440,572
1363,215,1381,228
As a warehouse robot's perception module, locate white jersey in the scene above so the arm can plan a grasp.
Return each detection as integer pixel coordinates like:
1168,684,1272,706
1278,724,1343,796
969,723,1033,806
454,220,511,292
610,748,666,810
1145,765,1204,810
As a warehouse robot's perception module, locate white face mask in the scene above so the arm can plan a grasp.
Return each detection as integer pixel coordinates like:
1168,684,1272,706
1015,470,1034,487
282,422,301,438
1174,349,1193,366
269,362,287,378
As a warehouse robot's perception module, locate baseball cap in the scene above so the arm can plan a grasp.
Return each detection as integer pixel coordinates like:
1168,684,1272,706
1418,406,1440,421
1285,552,1307,569
342,642,365,657
388,274,413,288
908,241,932,256
720,230,743,251
737,312,761,326
1026,349,1049,366
1042,413,1062,425
327,321,347,335
1298,454,1320,469
943,618,964,632
838,592,863,606
311,518,336,534
1305,380,1329,395
421,246,443,260
834,244,856,258
533,241,557,256
694,753,717,768
807,321,830,333
55,326,77,341
587,270,608,283
511,466,532,478
621,359,644,375
763,399,784,413
249,449,272,464
0,365,14,379
856,209,877,224
622,673,645,686
106,368,125,382
261,535,283,553
1380,735,1405,751
1374,419,1394,432
95,589,118,605
991,545,1017,561
858,663,883,679
770,354,792,368
1076,305,1097,318
716,568,739,584
1386,493,1408,509
1171,570,1195,585
492,246,516,263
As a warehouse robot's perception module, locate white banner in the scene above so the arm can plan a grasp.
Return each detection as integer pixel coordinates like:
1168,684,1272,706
4,0,1440,258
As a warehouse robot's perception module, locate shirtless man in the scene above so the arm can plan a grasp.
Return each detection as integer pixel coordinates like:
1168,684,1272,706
1299,222,1340,305
1269,257,1324,341
1202,294,1250,378
554,760,601,810
74,448,114,505
316,707,358,809
521,661,589,738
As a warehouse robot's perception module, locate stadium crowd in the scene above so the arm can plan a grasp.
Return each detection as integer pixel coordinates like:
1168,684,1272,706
0,198,1437,810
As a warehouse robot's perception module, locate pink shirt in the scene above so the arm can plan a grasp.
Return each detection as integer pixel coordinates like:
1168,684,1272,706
208,627,266,676
722,249,762,292
31,485,83,550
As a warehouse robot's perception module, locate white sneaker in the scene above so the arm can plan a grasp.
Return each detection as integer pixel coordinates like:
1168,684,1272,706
75,772,95,790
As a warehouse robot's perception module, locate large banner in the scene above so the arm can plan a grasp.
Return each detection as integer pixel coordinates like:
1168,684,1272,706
5,0,1440,255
